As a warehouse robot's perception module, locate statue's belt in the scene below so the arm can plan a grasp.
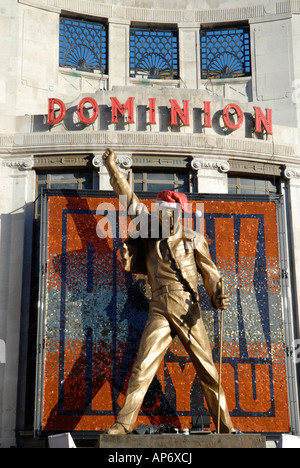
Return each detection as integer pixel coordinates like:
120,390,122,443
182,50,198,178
152,283,191,299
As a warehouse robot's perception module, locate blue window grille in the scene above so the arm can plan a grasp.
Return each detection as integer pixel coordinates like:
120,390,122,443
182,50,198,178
200,26,251,80
130,28,179,80
59,16,108,74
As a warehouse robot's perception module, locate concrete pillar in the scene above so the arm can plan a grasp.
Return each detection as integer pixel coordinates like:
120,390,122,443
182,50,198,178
284,166,300,338
108,19,130,89
0,158,35,448
93,153,133,191
191,157,230,194
178,23,200,90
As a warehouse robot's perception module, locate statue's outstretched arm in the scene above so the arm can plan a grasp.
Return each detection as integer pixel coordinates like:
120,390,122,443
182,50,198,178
102,148,147,218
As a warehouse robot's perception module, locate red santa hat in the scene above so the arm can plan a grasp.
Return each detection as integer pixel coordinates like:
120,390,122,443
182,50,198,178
155,190,191,213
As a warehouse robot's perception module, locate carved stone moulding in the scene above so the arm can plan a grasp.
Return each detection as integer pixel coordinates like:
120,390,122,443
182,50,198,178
92,153,133,169
284,166,300,180
3,158,34,170
191,158,230,173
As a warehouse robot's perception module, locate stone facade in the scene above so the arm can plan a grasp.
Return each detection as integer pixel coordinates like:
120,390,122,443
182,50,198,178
1,0,300,446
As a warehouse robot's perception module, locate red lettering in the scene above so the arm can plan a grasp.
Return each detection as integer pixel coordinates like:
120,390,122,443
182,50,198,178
170,99,190,126
110,97,135,124
204,101,212,128
254,107,273,135
148,98,156,125
223,103,244,130
77,97,99,124
45,96,273,138
47,98,66,125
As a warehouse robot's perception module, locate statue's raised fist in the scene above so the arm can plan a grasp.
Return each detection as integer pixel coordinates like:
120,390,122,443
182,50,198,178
102,148,117,166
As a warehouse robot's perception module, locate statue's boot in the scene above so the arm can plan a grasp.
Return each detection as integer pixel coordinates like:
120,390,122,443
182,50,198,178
106,422,130,435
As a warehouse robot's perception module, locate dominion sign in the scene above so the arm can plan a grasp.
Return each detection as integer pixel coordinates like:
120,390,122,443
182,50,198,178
35,191,290,434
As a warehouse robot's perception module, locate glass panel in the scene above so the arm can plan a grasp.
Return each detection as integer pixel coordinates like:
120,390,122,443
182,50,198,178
50,183,78,190
254,179,266,188
229,187,237,194
130,27,179,80
134,183,143,192
147,183,174,192
59,17,108,74
228,177,237,185
50,173,77,181
200,25,251,80
177,174,188,183
240,178,255,187
240,189,256,194
177,185,188,193
82,181,92,189
147,173,174,181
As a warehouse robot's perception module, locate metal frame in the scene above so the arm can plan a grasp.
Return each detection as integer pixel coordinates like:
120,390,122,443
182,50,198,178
34,189,50,435
228,175,278,196
278,187,300,435
133,171,190,193
59,16,108,74
130,27,179,80
34,190,299,437
200,25,251,80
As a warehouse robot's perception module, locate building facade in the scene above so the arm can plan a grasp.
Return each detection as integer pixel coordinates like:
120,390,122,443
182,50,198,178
1,0,300,447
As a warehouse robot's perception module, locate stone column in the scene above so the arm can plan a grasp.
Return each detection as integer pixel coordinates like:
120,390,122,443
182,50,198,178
108,18,130,89
0,156,35,447
284,166,300,337
191,157,230,194
178,23,200,89
93,153,133,191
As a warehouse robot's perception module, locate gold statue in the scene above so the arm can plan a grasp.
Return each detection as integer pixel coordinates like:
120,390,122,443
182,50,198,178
102,149,234,434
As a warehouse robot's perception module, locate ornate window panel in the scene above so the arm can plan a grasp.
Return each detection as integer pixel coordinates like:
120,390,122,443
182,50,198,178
228,176,279,195
35,169,94,216
130,27,179,80
200,25,251,80
59,16,108,74
133,171,190,193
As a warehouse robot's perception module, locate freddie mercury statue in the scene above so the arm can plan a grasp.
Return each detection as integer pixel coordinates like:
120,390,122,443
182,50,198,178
102,148,235,434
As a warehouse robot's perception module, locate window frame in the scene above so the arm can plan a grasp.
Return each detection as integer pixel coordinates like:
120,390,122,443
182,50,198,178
59,15,108,74
132,169,191,193
200,24,251,80
35,169,96,217
228,175,279,196
129,26,179,81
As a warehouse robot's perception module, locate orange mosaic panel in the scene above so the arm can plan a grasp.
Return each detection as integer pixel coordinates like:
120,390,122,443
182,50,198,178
40,194,290,433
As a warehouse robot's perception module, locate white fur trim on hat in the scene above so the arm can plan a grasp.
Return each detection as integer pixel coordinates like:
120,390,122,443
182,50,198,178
155,200,180,209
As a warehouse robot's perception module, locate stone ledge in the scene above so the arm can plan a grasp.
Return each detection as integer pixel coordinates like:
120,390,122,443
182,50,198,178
96,434,266,449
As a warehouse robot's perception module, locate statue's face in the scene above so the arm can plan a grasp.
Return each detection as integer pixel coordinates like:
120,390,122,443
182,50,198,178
158,207,181,237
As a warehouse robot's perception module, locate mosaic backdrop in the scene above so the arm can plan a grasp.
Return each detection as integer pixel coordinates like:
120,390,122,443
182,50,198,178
38,192,290,433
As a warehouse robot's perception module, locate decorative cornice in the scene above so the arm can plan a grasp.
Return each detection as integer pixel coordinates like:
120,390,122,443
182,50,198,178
0,130,296,163
191,158,230,173
92,153,133,169
17,0,300,24
92,155,103,168
3,158,34,170
284,166,300,179
117,155,133,169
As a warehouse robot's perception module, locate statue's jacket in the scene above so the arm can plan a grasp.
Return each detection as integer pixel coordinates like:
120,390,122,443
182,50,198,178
109,166,221,308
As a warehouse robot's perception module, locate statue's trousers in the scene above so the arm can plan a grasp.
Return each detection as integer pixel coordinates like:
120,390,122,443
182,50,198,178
116,287,233,433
